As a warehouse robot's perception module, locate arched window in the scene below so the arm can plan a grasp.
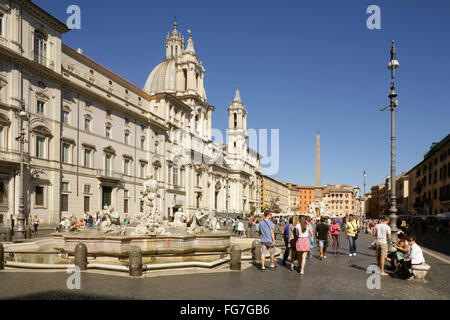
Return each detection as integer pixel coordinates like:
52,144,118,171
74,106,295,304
34,30,47,65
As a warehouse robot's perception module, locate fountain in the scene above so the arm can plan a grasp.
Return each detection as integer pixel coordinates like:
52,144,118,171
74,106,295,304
52,175,231,259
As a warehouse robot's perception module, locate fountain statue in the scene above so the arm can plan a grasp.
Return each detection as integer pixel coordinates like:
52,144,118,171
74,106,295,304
308,200,330,219
99,205,126,235
132,175,169,236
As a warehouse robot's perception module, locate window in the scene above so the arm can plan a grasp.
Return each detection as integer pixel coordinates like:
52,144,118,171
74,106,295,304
37,101,45,115
62,110,70,124
0,126,4,149
105,154,112,174
124,198,128,214
36,136,45,158
84,184,91,194
85,101,92,109
154,166,159,181
106,110,111,118
0,14,3,37
84,196,90,212
124,131,129,144
84,149,92,167
62,143,70,163
173,162,178,186
124,158,130,175
62,182,69,192
140,162,146,178
125,118,129,125
35,186,44,206
105,126,111,139
62,194,69,212
141,137,145,149
67,65,74,73
84,117,91,132
34,30,47,66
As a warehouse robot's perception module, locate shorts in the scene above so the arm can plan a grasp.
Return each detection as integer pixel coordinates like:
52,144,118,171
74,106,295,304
318,240,328,249
375,242,388,260
261,243,275,256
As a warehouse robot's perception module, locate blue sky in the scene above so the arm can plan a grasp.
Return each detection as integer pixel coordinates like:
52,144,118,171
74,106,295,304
36,0,450,193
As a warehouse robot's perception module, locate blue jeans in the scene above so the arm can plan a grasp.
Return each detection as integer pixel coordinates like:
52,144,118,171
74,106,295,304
348,236,357,254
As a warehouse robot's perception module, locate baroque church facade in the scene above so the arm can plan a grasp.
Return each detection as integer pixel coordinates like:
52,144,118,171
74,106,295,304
0,0,261,227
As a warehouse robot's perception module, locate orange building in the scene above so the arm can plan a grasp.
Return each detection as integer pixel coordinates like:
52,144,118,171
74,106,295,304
298,186,315,214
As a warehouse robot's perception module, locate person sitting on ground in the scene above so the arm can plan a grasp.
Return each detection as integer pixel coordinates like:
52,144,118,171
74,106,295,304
402,235,425,281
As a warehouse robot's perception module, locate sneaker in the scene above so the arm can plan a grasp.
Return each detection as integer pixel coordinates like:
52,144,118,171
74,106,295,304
300,271,304,275
406,275,415,281
353,253,356,256
324,256,327,259
349,253,353,257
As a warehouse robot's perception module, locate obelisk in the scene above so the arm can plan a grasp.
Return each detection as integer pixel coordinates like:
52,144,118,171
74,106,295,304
314,131,322,216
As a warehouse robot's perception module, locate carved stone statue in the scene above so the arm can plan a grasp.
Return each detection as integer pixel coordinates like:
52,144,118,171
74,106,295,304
132,175,169,236
187,210,217,234
99,205,125,235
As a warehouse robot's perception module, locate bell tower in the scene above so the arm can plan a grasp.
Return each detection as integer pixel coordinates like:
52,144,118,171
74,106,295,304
166,19,184,60
227,88,248,157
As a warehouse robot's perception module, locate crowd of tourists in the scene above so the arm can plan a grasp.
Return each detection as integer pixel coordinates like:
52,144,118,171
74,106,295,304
256,210,426,280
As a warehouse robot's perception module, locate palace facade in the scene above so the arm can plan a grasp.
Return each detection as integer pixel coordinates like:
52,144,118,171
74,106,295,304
0,0,261,227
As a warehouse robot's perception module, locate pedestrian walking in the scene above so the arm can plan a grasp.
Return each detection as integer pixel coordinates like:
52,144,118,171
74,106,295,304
330,218,341,255
87,213,94,228
373,216,392,276
124,214,131,227
288,216,299,270
295,216,313,274
307,217,314,259
32,215,40,234
316,217,333,260
259,211,277,271
95,211,101,227
282,217,293,266
345,214,360,256
83,212,88,226
237,219,245,237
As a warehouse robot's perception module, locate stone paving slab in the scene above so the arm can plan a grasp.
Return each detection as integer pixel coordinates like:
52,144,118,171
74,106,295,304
0,233,448,300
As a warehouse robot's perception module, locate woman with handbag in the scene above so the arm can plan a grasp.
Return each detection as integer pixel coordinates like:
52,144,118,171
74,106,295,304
295,216,313,275
346,214,360,256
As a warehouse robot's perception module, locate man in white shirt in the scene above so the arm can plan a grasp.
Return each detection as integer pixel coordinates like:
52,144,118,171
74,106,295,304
403,235,425,280
373,216,391,276
237,220,245,237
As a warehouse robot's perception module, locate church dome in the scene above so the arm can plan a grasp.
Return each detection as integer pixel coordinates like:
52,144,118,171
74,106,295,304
143,59,176,95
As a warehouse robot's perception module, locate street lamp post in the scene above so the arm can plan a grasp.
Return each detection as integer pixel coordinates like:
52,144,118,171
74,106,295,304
381,40,400,251
16,107,28,239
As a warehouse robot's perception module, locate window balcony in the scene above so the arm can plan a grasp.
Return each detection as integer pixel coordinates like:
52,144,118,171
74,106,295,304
96,169,123,182
0,148,31,164
34,52,54,69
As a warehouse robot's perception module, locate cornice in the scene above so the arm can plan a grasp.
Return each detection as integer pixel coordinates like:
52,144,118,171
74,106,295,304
15,0,70,34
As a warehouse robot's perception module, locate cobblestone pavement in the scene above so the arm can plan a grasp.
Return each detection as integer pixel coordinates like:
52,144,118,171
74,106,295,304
0,232,449,300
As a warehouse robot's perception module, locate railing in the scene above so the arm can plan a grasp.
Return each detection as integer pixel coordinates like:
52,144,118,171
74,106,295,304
34,52,54,69
0,148,31,163
96,170,123,180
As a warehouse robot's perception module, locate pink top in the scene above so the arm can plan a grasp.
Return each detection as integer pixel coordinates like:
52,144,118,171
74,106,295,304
330,223,340,235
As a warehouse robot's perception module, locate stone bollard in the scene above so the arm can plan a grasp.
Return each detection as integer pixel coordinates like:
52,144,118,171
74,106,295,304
230,245,242,271
0,244,4,270
25,226,32,239
74,243,88,271
252,240,261,263
5,228,12,242
129,246,143,277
